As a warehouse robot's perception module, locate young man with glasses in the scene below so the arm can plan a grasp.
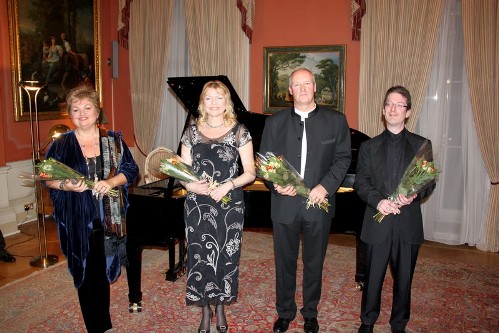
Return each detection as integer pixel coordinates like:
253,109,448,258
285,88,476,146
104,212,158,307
354,86,435,333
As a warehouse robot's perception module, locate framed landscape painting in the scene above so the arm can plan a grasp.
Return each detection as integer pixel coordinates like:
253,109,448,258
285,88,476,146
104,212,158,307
8,0,101,121
264,45,346,114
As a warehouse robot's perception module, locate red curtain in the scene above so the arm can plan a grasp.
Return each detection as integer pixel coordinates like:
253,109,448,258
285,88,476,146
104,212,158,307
237,0,255,43
117,0,132,49
351,0,366,41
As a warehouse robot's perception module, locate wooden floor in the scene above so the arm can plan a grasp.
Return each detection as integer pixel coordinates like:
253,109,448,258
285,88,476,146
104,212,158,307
1,217,497,288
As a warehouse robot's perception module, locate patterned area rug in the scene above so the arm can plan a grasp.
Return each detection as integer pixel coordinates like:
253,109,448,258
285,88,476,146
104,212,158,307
0,232,497,332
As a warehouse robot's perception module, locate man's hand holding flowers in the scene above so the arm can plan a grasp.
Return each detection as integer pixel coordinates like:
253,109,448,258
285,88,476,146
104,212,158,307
275,183,328,207
376,193,416,217
373,140,439,222
273,183,297,196
256,152,330,212
309,184,329,207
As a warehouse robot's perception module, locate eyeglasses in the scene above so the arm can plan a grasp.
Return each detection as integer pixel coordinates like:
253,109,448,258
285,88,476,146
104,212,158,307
384,102,407,110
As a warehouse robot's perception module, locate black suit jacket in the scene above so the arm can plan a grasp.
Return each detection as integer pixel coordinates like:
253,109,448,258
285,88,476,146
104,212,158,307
354,129,435,245
259,106,351,223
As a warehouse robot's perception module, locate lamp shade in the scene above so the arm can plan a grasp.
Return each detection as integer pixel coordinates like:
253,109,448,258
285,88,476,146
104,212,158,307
47,124,71,139
40,124,71,152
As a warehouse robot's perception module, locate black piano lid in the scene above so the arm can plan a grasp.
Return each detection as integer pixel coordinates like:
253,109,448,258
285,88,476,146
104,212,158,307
167,75,269,152
167,75,248,118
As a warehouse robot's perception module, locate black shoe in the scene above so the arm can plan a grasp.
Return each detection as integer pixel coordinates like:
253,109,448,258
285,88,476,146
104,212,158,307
273,318,292,333
215,304,228,333
198,306,213,333
303,317,319,333
358,324,374,333
391,329,406,333
0,250,16,263
216,325,228,333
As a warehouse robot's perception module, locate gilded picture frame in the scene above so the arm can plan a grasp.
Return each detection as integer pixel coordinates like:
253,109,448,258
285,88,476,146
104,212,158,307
8,0,101,122
264,45,346,114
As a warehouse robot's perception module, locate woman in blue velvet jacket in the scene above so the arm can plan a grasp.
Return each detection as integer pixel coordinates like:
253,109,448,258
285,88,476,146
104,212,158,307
45,85,138,333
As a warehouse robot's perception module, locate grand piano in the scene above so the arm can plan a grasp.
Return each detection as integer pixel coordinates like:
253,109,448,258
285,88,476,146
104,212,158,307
125,75,369,312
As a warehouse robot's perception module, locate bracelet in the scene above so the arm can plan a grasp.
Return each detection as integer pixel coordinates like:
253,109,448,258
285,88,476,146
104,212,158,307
229,179,236,190
59,181,65,191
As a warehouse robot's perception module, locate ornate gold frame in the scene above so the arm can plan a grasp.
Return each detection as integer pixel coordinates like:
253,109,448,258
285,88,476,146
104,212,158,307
263,45,346,114
8,0,101,121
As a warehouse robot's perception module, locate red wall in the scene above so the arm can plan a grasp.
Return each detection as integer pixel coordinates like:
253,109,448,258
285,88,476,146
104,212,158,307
0,0,359,166
250,0,360,126
0,0,134,165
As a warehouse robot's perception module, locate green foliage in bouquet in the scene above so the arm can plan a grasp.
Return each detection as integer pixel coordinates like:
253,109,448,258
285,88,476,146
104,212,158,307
374,140,440,222
19,158,119,197
157,149,231,204
255,152,330,212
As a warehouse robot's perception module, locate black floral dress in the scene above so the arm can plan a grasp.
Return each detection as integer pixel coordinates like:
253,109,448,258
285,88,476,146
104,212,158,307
181,123,252,306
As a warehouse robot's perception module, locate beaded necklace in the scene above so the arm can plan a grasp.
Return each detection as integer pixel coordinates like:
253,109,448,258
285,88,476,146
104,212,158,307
206,121,224,128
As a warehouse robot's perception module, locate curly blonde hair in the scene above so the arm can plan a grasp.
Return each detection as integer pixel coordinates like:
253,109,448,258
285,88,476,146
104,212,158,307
196,80,236,127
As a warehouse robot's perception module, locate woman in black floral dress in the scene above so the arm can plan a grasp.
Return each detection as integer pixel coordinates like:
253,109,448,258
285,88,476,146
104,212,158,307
180,80,256,333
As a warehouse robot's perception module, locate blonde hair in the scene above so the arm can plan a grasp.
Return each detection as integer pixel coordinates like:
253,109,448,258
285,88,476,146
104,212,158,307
66,85,100,114
196,80,236,127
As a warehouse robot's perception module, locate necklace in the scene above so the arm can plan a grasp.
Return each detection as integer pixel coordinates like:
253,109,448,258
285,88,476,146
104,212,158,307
81,142,99,184
206,121,224,128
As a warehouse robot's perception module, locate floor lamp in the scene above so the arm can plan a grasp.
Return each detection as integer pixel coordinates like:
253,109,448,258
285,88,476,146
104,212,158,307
19,81,59,268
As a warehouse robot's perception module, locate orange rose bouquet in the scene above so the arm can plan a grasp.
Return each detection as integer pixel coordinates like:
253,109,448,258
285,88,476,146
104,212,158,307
374,141,440,222
255,152,330,212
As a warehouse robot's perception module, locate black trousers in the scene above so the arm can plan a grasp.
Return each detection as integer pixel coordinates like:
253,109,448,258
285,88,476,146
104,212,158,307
77,219,112,333
360,233,420,331
272,212,331,319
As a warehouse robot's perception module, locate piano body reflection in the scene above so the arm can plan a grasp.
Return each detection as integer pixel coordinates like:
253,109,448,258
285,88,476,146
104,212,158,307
125,76,369,311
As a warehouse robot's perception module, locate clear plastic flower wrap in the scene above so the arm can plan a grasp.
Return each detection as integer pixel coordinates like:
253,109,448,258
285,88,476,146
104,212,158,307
374,140,440,222
255,152,330,212
157,149,231,204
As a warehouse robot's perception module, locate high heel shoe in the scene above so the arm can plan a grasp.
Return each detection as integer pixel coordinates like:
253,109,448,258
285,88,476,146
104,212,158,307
198,306,213,333
215,304,228,333
216,325,228,333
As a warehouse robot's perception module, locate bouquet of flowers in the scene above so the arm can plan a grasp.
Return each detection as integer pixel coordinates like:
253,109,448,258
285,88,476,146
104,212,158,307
373,140,439,222
255,152,330,212
19,158,119,197
157,149,231,204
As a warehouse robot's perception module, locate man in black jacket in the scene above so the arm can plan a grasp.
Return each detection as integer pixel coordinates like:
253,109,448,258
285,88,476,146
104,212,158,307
260,68,351,333
354,86,435,333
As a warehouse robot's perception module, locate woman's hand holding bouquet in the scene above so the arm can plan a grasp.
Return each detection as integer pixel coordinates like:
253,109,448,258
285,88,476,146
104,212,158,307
19,158,119,197
157,149,231,204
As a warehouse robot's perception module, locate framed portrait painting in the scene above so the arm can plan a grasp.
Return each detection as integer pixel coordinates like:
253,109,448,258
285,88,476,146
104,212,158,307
8,0,101,121
264,45,346,114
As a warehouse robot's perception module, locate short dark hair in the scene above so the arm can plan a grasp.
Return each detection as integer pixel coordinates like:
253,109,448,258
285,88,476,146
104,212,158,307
384,86,412,110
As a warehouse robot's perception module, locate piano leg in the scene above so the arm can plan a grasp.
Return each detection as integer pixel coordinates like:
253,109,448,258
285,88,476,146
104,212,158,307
125,237,143,312
165,238,186,282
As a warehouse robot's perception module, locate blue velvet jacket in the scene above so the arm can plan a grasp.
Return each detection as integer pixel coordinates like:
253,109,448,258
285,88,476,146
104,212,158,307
46,129,138,288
